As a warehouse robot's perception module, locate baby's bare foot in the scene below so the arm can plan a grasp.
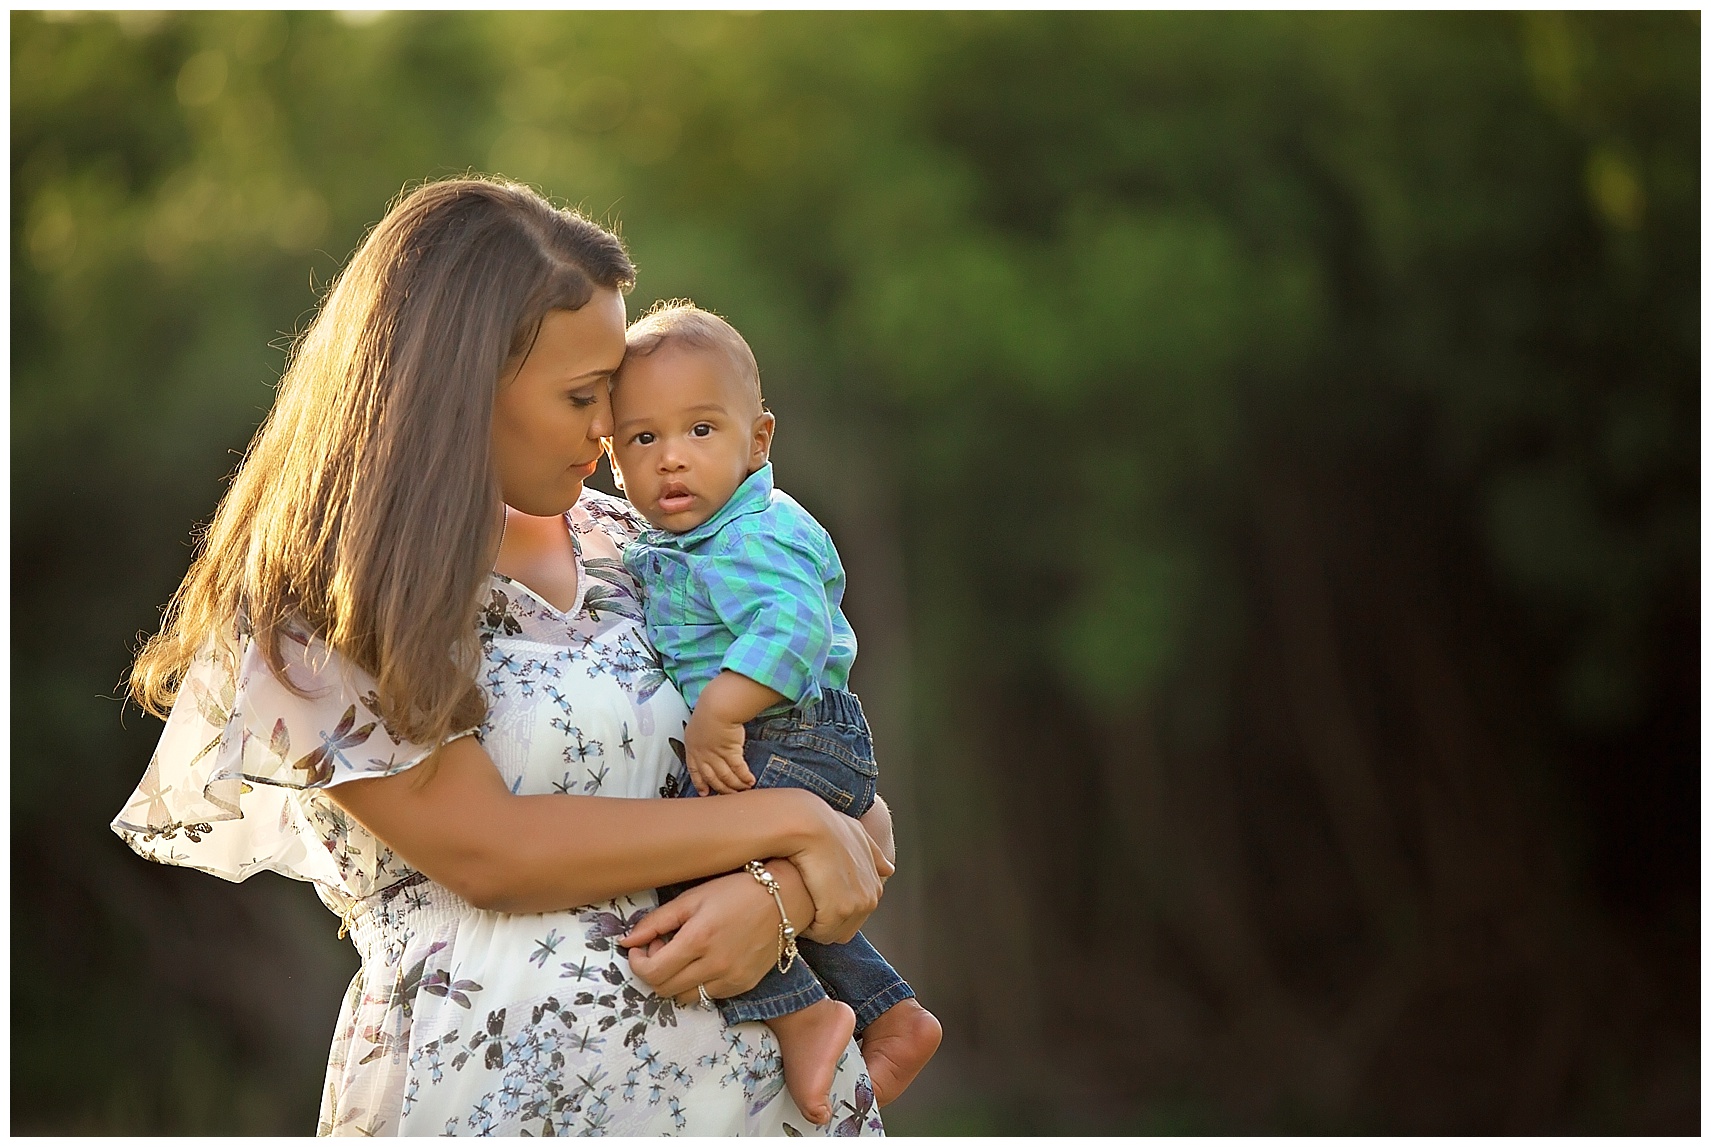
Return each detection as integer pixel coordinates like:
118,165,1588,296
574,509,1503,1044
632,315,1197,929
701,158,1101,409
768,999,857,1125
858,999,942,1107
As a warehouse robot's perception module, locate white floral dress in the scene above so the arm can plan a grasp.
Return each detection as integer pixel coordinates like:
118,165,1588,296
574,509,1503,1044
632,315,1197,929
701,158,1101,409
111,490,881,1137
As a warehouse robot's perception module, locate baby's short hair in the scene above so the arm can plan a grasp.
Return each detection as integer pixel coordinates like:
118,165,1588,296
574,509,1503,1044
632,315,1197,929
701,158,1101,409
621,299,764,409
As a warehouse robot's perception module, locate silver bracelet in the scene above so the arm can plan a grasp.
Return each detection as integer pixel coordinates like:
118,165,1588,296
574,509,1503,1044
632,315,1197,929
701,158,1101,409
744,860,799,974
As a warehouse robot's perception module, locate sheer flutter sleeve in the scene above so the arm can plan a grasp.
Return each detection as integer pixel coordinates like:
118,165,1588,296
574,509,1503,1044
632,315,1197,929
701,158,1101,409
111,621,466,890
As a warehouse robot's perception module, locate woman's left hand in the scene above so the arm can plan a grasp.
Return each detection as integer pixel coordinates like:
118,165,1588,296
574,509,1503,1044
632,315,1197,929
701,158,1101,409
620,869,786,1003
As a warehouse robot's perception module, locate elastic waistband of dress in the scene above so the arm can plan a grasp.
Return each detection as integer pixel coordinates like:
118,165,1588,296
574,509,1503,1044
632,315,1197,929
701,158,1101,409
338,883,662,960
340,877,470,952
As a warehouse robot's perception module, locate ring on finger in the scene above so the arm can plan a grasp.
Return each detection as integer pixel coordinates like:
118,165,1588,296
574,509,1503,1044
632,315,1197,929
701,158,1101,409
697,983,714,1010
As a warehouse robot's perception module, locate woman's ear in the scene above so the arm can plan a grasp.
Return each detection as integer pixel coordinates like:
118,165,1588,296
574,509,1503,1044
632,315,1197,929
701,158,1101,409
749,411,776,471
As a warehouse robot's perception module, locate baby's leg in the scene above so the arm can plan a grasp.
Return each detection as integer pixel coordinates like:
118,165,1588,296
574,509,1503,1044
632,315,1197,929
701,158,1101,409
794,931,940,1107
741,695,940,1105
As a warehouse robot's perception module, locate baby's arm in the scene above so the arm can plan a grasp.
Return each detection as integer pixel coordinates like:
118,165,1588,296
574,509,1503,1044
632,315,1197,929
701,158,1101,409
686,670,786,795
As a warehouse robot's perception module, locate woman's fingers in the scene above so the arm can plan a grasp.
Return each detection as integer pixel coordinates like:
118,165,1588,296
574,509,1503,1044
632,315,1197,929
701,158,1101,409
652,954,719,1002
654,952,758,1001
630,934,726,1001
870,832,896,881
624,872,780,999
791,805,886,944
618,897,690,950
624,927,698,990
624,895,727,993
860,796,897,871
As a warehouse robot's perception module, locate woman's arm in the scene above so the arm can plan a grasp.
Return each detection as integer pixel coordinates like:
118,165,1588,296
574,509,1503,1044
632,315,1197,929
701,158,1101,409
328,734,890,926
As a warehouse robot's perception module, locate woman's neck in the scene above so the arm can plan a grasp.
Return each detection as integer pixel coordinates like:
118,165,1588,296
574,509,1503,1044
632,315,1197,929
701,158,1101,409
493,507,580,612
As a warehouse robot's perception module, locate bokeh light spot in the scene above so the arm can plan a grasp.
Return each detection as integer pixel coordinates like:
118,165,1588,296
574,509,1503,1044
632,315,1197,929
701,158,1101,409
1586,147,1645,231
27,194,77,271
176,49,228,108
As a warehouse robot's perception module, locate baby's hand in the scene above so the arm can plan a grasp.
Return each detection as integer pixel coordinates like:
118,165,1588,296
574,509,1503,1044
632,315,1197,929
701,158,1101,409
684,709,755,795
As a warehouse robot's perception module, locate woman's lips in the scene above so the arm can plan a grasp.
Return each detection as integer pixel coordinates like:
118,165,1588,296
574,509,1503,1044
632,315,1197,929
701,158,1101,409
571,457,600,478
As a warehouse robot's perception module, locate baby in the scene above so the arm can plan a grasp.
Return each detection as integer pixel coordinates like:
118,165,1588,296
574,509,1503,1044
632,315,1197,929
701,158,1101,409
607,301,941,1124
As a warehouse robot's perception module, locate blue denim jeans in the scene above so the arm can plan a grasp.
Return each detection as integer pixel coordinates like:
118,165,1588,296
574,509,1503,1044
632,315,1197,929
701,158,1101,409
666,688,914,1031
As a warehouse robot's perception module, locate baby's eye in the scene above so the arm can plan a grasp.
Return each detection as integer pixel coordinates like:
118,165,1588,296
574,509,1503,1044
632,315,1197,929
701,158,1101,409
633,431,656,446
691,423,714,438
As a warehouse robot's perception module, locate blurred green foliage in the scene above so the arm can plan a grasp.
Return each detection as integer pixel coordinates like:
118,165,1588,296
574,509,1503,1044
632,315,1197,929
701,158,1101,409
12,11,1697,1133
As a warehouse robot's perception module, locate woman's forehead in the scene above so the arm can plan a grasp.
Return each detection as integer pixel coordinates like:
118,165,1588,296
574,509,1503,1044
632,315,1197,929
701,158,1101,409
526,294,627,378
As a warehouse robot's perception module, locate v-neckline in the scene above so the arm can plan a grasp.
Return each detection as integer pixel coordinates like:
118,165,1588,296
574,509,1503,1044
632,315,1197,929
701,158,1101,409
490,511,587,620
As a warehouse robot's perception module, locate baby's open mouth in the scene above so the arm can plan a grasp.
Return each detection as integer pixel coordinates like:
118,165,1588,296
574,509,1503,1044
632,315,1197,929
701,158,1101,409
657,481,695,515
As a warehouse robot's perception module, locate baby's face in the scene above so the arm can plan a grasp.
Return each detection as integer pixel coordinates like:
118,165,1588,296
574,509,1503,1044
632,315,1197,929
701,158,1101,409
607,345,774,533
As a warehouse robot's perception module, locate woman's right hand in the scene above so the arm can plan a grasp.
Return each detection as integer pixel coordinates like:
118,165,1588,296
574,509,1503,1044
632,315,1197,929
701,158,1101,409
788,794,894,944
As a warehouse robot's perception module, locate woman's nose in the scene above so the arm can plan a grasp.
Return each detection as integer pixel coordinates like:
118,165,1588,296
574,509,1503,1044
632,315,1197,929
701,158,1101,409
587,389,614,439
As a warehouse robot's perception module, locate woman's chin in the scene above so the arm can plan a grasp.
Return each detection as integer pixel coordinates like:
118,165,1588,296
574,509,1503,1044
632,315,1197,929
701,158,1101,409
507,483,585,518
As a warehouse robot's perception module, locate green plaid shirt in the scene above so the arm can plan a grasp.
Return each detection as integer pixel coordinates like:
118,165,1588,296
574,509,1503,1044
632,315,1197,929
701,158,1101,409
622,463,856,711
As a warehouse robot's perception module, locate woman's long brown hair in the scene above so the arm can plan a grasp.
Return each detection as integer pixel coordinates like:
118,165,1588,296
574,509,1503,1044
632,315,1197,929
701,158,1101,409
131,178,635,747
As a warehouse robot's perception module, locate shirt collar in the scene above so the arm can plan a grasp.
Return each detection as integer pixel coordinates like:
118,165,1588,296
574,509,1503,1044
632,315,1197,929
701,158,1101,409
645,462,774,549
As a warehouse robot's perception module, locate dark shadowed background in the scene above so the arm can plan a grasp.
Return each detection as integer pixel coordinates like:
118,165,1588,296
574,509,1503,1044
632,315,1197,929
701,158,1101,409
11,10,1699,1134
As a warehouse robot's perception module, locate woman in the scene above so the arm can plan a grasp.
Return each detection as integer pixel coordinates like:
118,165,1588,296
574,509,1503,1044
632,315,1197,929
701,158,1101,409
113,178,893,1136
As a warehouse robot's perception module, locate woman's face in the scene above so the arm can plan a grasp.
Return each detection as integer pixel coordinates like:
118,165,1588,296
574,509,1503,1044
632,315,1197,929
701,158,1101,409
491,289,627,516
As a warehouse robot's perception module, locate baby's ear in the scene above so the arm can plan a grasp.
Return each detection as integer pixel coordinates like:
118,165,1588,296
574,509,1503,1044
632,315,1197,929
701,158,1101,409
750,410,776,470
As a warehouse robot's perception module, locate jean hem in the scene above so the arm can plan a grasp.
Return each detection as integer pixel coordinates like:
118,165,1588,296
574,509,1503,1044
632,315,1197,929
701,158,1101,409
717,976,829,1026
847,979,916,1033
